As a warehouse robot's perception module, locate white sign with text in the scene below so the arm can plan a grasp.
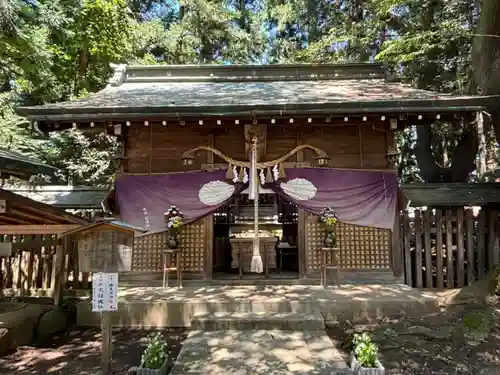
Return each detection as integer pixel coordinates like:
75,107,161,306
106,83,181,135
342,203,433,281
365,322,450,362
91,272,118,312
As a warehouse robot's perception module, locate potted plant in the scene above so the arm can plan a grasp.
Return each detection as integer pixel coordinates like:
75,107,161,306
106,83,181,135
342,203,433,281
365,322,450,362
319,207,338,247
164,206,183,249
349,332,385,375
128,332,169,375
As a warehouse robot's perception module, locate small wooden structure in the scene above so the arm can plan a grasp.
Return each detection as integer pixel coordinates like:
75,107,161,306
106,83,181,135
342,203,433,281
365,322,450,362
0,148,56,181
16,63,499,286
0,188,89,298
58,220,144,374
400,183,500,289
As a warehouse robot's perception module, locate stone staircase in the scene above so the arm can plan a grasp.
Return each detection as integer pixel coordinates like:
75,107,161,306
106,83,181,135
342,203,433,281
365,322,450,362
191,311,326,331
170,307,353,375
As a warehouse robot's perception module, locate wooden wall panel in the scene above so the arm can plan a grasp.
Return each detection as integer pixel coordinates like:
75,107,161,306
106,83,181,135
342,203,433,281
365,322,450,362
125,125,151,173
305,212,392,274
132,219,207,274
302,124,388,169
266,126,298,160
213,126,246,162
151,125,209,173
360,125,389,169
125,123,210,173
124,121,390,174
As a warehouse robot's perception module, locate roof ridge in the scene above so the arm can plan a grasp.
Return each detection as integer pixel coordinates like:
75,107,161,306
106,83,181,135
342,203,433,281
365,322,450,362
109,62,388,85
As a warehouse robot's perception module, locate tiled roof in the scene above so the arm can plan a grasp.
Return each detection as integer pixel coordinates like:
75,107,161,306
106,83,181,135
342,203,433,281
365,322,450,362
401,183,500,207
0,148,56,177
16,63,498,122
4,185,109,209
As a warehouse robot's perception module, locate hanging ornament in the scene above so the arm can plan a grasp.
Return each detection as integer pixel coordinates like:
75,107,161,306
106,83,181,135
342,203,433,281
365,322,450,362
259,169,266,186
243,167,249,184
226,164,234,180
238,167,245,182
266,167,274,184
273,165,279,181
278,163,287,179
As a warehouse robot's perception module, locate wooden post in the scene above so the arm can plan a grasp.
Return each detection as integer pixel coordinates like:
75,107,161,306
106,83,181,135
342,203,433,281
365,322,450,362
391,210,403,278
99,254,118,375
478,210,486,278
414,210,423,288
456,209,465,287
435,209,444,288
101,268,113,374
403,211,412,286
445,209,454,288
487,209,496,270
52,237,68,306
423,210,433,288
465,209,475,286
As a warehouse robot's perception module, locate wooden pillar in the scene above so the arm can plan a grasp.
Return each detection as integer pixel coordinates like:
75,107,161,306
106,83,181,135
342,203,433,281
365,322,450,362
52,237,69,306
298,209,306,279
391,209,403,278
205,215,213,280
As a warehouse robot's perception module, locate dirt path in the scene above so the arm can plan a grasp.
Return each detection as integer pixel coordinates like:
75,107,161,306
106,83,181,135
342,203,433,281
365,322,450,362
0,328,186,375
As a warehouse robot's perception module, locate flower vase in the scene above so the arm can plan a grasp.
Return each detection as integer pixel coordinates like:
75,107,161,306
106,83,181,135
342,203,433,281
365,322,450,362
323,230,336,248
166,236,179,250
166,228,180,250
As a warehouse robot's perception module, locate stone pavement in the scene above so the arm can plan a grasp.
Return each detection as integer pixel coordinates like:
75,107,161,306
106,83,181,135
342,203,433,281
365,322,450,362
169,329,352,375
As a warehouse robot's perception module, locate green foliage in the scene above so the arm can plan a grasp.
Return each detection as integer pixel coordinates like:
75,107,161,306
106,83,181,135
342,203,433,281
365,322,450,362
140,332,167,369
1,0,499,186
353,332,379,368
487,265,500,296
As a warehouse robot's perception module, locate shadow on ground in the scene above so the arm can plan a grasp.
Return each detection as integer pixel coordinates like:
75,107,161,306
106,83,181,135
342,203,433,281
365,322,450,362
0,328,186,375
326,278,500,375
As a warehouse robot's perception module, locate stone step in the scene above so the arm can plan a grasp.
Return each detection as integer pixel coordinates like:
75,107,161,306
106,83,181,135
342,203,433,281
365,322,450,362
170,329,352,375
191,311,325,331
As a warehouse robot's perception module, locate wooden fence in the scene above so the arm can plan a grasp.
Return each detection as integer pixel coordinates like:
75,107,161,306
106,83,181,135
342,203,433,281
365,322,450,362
3,207,499,294
0,234,90,295
401,207,500,289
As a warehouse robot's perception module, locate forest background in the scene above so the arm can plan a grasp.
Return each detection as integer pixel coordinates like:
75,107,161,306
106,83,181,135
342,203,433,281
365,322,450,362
1,0,500,187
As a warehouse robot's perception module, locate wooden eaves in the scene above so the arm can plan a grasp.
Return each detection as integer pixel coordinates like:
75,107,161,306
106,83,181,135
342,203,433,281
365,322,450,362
15,62,500,133
0,188,89,234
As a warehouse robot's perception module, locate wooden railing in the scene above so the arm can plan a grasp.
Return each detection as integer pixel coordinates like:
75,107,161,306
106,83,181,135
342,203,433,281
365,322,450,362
0,234,90,295
400,207,499,289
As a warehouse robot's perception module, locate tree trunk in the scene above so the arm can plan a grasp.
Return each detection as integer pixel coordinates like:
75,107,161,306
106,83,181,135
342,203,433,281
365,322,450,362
473,0,500,96
473,0,500,147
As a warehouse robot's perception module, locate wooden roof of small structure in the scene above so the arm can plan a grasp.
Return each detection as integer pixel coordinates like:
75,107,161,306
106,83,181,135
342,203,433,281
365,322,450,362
16,63,500,132
0,188,89,225
401,183,500,207
4,185,110,210
58,219,146,238
0,148,57,179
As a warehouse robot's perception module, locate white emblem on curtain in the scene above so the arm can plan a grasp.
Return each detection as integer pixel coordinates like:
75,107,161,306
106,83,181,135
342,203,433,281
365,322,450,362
198,180,236,205
280,178,317,201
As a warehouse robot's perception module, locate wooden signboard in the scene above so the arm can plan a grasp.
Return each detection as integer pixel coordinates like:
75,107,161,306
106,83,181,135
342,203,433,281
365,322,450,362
0,242,12,257
59,221,138,375
77,230,133,273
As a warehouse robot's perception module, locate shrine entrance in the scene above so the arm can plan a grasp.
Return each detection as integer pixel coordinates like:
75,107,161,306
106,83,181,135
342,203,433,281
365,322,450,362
212,189,300,280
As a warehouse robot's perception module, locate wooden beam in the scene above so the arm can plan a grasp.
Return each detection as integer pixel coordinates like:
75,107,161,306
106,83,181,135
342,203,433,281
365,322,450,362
0,216,31,225
0,188,88,225
10,208,60,224
0,224,81,235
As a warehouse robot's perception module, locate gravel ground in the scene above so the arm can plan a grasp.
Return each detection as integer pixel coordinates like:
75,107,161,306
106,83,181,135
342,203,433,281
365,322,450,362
0,328,187,375
327,304,500,375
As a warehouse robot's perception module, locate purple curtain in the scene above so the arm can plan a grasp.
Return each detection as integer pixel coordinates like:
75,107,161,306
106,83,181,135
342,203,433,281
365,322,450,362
115,168,398,233
115,170,239,232
270,168,398,230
